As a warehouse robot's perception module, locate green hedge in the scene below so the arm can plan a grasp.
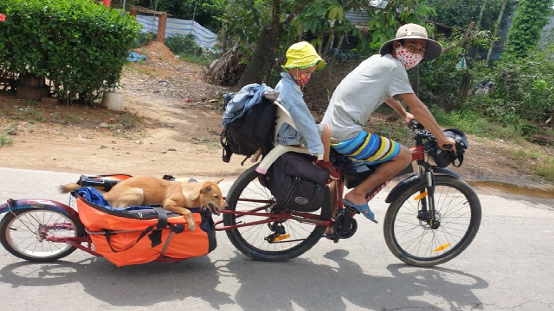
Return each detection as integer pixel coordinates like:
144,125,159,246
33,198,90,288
0,0,141,104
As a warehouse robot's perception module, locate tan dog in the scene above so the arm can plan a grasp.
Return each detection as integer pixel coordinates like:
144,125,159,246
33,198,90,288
61,176,227,231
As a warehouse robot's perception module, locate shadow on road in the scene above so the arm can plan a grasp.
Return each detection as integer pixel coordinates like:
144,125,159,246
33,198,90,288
0,249,488,310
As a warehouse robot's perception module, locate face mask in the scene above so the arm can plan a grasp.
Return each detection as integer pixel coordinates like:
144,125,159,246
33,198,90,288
293,69,311,86
395,45,423,70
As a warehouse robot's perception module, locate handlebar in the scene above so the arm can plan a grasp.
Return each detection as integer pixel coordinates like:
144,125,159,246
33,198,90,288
409,120,453,150
409,119,431,138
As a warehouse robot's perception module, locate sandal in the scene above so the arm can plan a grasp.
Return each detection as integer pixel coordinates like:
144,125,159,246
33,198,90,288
342,199,378,224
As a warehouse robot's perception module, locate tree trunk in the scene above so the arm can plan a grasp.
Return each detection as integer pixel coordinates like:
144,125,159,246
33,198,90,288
236,0,314,87
413,65,420,97
236,27,281,87
545,106,554,129
206,43,244,86
531,134,554,144
486,0,509,65
458,73,471,105
457,22,477,105
324,33,334,56
220,21,227,52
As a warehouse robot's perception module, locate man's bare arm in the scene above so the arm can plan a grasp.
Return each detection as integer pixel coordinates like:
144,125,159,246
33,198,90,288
399,93,456,150
385,98,413,123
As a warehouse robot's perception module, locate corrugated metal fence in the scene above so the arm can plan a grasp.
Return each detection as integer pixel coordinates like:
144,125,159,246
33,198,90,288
136,15,218,49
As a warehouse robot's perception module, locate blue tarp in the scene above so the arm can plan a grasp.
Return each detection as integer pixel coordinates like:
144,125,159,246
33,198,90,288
127,51,147,62
136,15,218,49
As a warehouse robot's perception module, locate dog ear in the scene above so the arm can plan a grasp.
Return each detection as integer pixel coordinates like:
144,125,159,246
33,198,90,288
198,181,213,193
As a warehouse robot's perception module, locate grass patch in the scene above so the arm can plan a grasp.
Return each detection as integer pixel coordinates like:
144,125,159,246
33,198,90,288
432,108,522,140
0,93,147,142
536,156,554,181
177,53,218,67
432,107,554,182
124,63,155,77
18,104,46,123
193,137,221,153
0,134,13,147
505,145,554,182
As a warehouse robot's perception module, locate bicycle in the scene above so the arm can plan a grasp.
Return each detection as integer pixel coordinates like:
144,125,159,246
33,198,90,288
216,102,482,267
0,105,481,267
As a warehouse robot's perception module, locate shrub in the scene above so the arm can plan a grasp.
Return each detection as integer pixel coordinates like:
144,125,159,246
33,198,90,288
487,50,554,125
0,0,141,105
165,34,202,56
134,31,157,49
417,46,466,111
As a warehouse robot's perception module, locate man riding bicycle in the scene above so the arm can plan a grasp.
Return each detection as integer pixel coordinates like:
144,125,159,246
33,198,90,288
321,23,456,224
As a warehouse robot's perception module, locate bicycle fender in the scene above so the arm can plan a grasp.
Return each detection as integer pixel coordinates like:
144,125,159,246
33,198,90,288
0,199,79,220
432,166,460,178
385,166,460,203
385,175,422,203
385,167,460,203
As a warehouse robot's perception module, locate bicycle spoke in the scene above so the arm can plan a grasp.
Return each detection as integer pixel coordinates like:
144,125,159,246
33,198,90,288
224,164,330,261
384,175,481,266
1,209,82,261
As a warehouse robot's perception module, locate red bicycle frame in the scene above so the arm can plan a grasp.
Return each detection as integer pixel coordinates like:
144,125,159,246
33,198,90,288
214,143,426,231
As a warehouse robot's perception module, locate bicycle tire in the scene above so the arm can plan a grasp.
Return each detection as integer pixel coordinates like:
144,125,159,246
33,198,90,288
223,163,331,261
0,208,85,262
383,175,481,267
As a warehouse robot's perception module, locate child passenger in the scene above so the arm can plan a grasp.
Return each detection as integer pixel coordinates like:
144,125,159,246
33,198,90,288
275,41,339,179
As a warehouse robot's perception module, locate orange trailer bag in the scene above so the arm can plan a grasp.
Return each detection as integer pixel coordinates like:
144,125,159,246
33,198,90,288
73,187,216,267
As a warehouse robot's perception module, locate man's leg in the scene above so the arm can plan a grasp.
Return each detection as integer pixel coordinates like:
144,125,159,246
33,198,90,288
325,145,410,233
343,145,411,205
326,131,410,227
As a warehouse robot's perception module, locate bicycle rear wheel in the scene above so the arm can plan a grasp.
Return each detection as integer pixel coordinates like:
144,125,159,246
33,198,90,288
223,164,331,261
0,208,85,262
383,175,481,267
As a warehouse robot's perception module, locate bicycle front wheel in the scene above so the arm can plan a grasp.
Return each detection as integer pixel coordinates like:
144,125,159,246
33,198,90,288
384,175,482,267
0,208,85,262
223,164,331,261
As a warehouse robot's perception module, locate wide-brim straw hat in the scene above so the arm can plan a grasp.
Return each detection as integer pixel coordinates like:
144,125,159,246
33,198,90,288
282,41,326,72
379,23,442,62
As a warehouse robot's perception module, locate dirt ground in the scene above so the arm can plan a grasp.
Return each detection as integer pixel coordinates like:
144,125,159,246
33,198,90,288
1,42,553,195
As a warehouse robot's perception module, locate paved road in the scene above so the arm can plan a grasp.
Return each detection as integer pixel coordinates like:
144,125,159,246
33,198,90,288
0,167,552,310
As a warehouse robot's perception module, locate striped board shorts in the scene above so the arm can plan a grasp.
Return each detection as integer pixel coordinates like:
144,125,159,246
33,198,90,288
332,131,401,164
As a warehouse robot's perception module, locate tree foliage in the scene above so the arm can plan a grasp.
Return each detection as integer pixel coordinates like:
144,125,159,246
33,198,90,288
504,0,553,58
225,0,435,86
426,0,515,32
486,40,554,125
233,0,316,86
0,0,141,105
365,0,436,52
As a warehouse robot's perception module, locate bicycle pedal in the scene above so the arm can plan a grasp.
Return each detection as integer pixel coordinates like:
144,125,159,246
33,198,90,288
273,234,290,242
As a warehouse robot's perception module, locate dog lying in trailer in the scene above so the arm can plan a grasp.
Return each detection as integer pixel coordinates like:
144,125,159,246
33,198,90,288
60,176,227,232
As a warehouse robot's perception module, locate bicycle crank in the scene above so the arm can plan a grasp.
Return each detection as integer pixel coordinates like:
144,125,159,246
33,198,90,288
332,209,358,242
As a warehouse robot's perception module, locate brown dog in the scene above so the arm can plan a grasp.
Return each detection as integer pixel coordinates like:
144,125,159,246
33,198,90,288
61,176,227,231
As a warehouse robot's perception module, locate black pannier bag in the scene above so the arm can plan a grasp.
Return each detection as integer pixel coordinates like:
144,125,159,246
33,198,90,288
220,85,278,163
261,152,330,212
